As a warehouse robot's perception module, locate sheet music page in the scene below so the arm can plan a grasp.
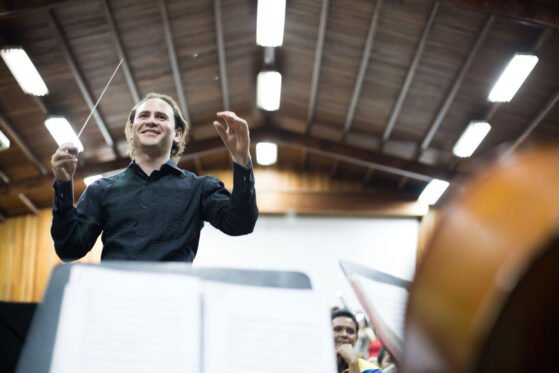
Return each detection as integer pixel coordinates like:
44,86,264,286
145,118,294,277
50,266,201,373
202,281,337,373
353,274,408,342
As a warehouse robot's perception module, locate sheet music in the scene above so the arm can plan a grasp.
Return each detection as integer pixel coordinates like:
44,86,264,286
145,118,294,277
202,281,337,373
353,274,408,342
50,266,201,373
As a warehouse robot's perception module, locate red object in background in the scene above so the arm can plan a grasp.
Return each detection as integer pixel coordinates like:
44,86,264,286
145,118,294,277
368,339,382,359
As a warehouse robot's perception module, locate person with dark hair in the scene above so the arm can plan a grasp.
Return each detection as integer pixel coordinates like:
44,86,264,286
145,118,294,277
376,346,394,370
331,309,382,373
50,92,258,262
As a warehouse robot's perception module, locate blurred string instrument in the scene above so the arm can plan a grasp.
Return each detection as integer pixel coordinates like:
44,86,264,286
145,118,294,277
404,146,559,372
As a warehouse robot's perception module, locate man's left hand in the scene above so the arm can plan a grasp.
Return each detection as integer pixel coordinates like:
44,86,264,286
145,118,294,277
213,111,251,168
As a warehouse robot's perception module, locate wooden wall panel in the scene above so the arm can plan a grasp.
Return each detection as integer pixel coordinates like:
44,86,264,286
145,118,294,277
0,210,102,303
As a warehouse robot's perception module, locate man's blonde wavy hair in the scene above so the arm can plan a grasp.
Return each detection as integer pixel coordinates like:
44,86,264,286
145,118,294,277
124,92,190,163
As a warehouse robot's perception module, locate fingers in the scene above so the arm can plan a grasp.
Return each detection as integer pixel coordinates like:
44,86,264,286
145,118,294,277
59,142,79,156
216,111,248,129
51,142,79,182
213,120,228,142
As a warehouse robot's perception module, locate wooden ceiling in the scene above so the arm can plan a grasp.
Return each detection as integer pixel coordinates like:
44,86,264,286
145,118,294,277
0,0,558,218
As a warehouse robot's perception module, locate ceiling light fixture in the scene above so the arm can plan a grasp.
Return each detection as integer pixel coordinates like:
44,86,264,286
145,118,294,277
418,179,449,206
0,47,49,96
0,129,10,151
488,54,538,103
257,71,282,111
256,0,286,47
256,142,278,166
452,121,491,158
44,116,84,152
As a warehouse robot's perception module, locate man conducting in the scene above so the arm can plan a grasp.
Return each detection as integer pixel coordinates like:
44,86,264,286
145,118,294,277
50,92,258,262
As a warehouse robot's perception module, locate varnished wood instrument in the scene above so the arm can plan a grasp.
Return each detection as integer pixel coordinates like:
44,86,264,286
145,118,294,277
404,146,559,372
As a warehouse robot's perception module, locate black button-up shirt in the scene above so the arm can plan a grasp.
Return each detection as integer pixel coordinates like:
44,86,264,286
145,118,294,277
51,160,258,262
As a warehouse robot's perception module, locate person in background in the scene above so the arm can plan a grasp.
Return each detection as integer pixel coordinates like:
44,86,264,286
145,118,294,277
50,92,258,262
332,309,382,373
377,346,396,372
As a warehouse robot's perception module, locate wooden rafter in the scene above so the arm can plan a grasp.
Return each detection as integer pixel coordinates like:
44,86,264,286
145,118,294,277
0,110,48,175
1,127,453,197
47,10,117,153
259,128,450,182
341,0,383,140
504,88,559,157
439,0,559,28
213,0,230,111
382,2,439,145
18,193,39,215
363,167,374,185
157,0,191,125
101,0,140,103
329,159,340,178
0,169,10,183
418,15,494,156
305,0,329,134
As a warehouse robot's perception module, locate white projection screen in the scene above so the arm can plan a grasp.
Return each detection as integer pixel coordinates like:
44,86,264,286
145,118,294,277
195,215,418,310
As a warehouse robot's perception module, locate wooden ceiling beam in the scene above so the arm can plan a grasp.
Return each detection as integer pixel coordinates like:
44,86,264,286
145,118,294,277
0,169,10,184
18,193,39,215
363,167,374,185
504,88,559,157
341,0,383,140
300,149,309,169
0,0,90,17
0,110,49,176
329,159,340,178
48,10,117,153
157,0,191,125
0,126,453,197
438,0,559,28
257,127,451,182
100,0,140,103
381,3,439,145
305,0,329,134
213,0,230,111
419,15,494,156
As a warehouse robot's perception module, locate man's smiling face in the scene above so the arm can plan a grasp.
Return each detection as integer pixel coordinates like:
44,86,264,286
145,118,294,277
130,98,181,157
332,316,358,347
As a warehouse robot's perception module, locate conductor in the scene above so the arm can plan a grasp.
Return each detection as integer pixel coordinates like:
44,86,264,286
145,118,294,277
50,92,258,262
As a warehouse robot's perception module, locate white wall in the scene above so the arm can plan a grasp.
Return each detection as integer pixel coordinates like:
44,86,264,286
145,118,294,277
194,215,418,311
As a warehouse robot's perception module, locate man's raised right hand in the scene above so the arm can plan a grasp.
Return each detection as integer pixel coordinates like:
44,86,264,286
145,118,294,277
51,143,79,183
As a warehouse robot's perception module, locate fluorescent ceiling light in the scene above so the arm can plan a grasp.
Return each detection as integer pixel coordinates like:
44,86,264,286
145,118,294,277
256,0,285,47
488,54,538,102
418,179,449,206
452,121,491,158
44,116,84,152
257,71,282,111
84,175,102,186
256,142,277,166
0,47,49,96
0,129,10,150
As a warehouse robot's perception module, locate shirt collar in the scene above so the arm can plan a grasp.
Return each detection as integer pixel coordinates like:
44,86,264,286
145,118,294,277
127,159,183,177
